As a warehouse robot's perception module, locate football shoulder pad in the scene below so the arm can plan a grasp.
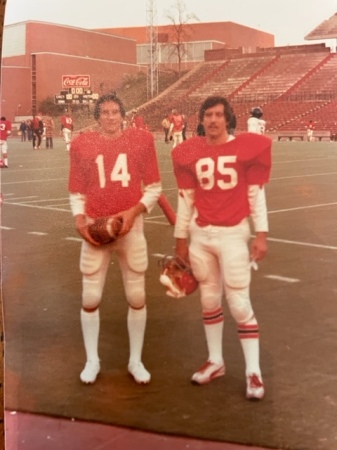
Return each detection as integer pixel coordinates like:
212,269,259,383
88,216,123,245
159,255,198,298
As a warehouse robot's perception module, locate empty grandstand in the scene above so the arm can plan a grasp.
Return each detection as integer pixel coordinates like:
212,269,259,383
139,43,337,138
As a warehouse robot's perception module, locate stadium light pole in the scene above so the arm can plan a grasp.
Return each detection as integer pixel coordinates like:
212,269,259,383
146,0,159,100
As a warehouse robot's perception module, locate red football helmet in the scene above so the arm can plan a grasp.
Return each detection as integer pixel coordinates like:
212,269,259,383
159,255,199,298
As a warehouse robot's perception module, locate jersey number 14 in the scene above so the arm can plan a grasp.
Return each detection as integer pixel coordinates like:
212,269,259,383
95,153,131,188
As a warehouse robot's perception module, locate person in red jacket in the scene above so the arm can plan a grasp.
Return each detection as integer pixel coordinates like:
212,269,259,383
31,115,43,149
0,116,11,167
130,109,145,129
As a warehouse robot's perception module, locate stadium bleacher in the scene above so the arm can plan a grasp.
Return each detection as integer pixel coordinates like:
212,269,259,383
140,43,337,139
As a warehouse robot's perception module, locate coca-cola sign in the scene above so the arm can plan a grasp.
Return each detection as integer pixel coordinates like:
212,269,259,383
62,75,91,88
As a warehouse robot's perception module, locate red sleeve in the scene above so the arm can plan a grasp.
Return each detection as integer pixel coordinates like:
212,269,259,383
139,132,161,185
236,133,272,185
172,139,198,189
68,135,88,193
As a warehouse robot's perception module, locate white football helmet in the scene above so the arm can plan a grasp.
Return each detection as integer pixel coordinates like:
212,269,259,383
159,255,199,298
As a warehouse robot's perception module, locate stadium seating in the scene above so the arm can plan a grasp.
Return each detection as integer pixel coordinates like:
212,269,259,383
140,44,337,137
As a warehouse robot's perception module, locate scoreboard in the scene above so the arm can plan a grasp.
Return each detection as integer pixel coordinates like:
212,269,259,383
54,88,99,104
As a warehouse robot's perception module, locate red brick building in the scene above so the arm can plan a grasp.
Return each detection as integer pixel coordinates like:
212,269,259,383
1,21,144,121
95,22,274,71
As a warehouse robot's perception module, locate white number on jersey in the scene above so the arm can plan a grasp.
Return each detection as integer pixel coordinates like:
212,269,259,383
196,155,238,190
95,153,131,188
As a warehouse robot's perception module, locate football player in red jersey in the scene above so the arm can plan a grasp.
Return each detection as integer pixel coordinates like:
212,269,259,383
0,116,11,167
60,110,74,151
169,109,185,148
68,93,162,385
171,96,272,400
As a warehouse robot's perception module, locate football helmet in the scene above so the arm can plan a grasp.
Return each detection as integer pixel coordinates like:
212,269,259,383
250,107,263,118
159,255,199,298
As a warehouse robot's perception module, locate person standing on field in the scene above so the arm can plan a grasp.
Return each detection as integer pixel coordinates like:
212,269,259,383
171,95,272,400
61,110,74,151
169,109,185,148
0,116,11,167
68,93,162,385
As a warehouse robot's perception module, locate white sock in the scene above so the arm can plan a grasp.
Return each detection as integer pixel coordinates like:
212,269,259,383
203,306,224,365
81,309,100,362
238,318,261,376
127,306,147,364
204,321,224,365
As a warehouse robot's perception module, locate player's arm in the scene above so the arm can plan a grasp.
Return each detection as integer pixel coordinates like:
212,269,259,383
174,188,195,262
115,135,162,234
69,192,100,246
116,181,161,237
248,185,268,261
140,181,162,213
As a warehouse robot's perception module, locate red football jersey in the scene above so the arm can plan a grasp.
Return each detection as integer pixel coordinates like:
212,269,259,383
172,132,272,227
0,119,11,140
68,128,161,218
131,115,145,129
169,114,184,132
61,115,73,130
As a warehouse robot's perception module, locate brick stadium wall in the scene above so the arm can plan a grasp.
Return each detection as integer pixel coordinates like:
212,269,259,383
27,22,137,63
1,21,145,120
96,22,274,50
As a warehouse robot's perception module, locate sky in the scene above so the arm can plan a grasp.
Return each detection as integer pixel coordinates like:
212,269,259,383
3,0,337,47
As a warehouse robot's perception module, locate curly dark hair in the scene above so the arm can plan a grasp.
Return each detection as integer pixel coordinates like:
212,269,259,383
93,94,126,120
198,96,233,126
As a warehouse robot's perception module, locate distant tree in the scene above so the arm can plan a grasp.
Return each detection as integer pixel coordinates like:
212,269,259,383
38,97,65,116
165,0,199,78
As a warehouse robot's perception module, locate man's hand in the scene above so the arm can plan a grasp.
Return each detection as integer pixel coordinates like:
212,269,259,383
75,214,100,246
250,232,268,262
115,203,146,237
174,238,189,263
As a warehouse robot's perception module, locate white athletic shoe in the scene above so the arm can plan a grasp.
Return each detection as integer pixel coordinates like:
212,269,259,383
128,361,151,384
80,361,100,384
191,360,225,385
246,373,265,400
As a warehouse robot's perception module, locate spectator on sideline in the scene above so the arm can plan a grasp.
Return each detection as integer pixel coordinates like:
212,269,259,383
0,116,11,168
228,109,237,135
31,114,43,149
182,114,188,141
161,116,171,143
19,120,27,142
130,109,145,129
44,115,55,149
306,120,315,142
26,119,33,142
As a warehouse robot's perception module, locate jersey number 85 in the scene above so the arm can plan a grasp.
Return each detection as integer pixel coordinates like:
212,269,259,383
196,155,238,190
